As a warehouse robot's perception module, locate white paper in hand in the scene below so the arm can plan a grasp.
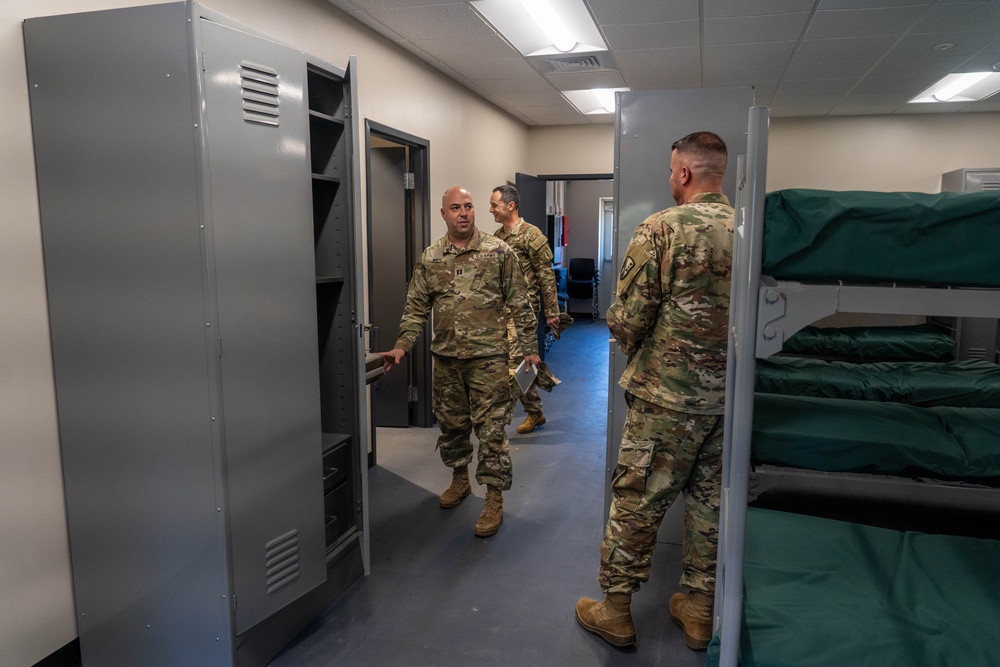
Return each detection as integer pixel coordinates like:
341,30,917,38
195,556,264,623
514,359,538,394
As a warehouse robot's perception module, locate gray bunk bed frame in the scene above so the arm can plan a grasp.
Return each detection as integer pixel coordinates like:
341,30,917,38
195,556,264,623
715,106,1000,667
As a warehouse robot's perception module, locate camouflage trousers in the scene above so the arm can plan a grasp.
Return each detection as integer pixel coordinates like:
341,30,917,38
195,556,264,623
598,395,723,596
506,318,543,415
432,354,513,490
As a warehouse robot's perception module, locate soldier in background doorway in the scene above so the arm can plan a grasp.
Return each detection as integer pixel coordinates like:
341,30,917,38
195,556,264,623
380,186,539,537
490,184,561,434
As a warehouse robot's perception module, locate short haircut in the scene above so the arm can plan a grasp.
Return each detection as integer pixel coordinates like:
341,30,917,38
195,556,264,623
672,131,728,176
492,184,519,208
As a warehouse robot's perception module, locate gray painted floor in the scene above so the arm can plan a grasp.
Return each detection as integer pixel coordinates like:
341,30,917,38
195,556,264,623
270,318,707,666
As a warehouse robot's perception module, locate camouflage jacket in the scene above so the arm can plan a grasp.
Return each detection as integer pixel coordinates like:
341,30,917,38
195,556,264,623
394,228,538,359
495,218,560,318
608,192,734,414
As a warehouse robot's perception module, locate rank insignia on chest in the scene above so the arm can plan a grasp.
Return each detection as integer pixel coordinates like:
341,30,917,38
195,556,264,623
478,253,498,259
455,268,464,276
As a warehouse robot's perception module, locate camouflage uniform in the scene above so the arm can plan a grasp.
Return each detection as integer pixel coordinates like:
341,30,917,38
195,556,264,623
394,228,537,489
599,192,733,596
495,218,559,415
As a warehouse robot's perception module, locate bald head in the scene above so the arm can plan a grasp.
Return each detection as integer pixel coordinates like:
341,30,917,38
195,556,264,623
440,186,476,247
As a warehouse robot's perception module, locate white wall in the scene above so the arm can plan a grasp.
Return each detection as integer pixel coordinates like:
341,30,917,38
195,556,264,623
4,1,1000,661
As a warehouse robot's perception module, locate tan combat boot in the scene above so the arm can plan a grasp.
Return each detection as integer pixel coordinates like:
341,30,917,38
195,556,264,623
439,466,471,509
669,590,714,650
575,593,636,647
516,412,546,434
474,486,503,537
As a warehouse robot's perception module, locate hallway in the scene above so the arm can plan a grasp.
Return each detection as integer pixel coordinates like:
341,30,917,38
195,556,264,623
270,319,705,666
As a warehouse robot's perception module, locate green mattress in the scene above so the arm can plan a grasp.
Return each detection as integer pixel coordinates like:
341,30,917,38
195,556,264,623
753,394,1000,479
707,507,1000,667
782,324,955,361
762,189,1000,287
755,357,1000,407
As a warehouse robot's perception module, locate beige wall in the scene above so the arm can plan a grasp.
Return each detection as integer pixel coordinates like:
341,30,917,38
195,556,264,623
3,0,1000,663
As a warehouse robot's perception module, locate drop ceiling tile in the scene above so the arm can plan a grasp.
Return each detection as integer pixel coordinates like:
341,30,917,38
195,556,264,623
967,95,1000,111
703,42,797,68
516,106,592,125
622,71,701,89
326,0,361,11
587,0,699,24
778,78,857,95
475,75,559,95
867,54,967,78
888,31,999,59
770,93,843,116
452,58,540,80
795,35,899,62
544,70,629,91
807,5,932,39
828,100,903,115
703,63,785,85
911,1,1000,33
818,0,930,8
852,74,930,94
346,9,405,40
705,0,818,17
492,90,569,107
601,20,699,51
614,46,701,72
784,59,875,80
410,32,517,61
366,4,492,41
705,12,811,46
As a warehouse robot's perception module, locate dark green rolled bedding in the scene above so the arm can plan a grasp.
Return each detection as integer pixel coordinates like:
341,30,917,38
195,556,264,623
752,394,1000,478
755,357,1000,407
762,189,1000,287
781,324,955,361
707,507,1000,667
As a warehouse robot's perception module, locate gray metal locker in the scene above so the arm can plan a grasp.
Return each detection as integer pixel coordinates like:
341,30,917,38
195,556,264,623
938,168,1000,362
23,3,367,665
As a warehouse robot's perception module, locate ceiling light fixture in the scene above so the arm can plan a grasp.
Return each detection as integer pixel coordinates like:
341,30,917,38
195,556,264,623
518,0,575,52
910,71,1000,103
470,0,607,57
562,87,629,115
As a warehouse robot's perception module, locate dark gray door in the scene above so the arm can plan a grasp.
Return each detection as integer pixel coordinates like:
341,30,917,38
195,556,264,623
370,146,410,427
201,18,326,634
515,173,548,357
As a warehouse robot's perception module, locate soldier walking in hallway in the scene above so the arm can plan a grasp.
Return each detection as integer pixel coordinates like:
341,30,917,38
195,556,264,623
380,186,539,537
575,131,734,648
490,184,561,434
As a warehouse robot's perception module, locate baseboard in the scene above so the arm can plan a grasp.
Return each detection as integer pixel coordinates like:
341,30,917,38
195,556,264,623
32,639,81,667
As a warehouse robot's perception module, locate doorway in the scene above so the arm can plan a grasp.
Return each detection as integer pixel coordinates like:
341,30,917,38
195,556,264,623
364,121,433,466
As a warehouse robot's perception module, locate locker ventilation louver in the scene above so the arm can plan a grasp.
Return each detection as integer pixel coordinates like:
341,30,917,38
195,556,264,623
240,61,280,127
264,529,301,594
982,180,1000,191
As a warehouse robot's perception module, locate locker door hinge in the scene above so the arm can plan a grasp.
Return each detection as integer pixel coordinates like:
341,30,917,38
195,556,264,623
344,104,352,119
403,173,415,190
200,50,207,73
217,337,223,357
407,385,418,402
232,595,237,611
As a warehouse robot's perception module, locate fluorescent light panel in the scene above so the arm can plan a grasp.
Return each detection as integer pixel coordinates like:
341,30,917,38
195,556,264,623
471,0,607,57
909,72,1000,103
563,88,629,115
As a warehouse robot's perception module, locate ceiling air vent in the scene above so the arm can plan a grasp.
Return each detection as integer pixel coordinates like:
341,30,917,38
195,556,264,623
529,50,618,76
548,54,604,72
